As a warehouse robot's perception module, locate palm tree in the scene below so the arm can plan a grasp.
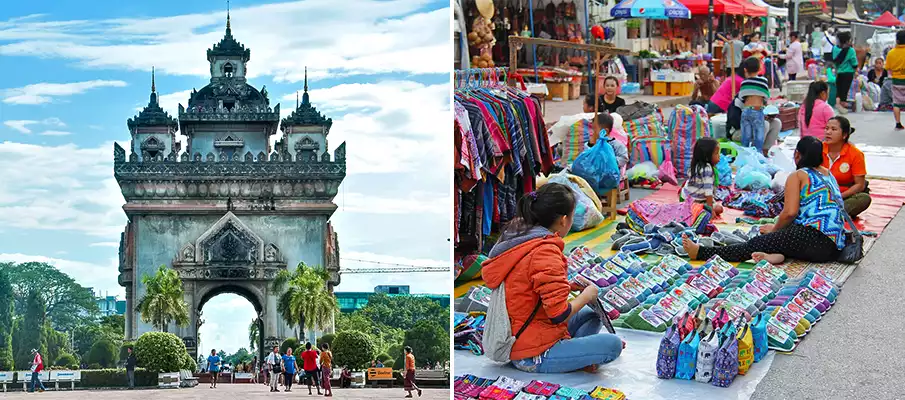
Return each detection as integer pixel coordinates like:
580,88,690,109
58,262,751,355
248,319,259,353
136,265,189,333
270,262,338,341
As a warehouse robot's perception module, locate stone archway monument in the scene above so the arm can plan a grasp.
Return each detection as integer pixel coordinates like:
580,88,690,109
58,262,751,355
114,14,344,361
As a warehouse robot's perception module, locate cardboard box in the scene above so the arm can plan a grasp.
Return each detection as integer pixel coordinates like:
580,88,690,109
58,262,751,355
546,82,569,101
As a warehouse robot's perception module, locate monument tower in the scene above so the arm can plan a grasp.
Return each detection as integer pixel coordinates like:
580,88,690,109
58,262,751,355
114,12,344,359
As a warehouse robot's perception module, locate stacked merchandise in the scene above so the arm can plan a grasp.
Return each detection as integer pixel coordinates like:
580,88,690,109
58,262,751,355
454,311,486,356
454,375,626,400
454,68,555,260
565,246,841,352
667,104,712,179
617,102,678,189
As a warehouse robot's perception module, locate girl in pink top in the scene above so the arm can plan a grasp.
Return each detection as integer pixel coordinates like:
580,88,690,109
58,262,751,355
798,81,834,140
707,73,745,115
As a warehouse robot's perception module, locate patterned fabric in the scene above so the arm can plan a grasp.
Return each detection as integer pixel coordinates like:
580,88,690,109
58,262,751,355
489,376,526,392
554,386,589,400
695,331,719,383
668,104,712,178
629,136,670,167
795,168,846,250
681,164,715,202
513,392,547,400
478,386,517,400
656,325,681,379
712,332,739,388
623,113,667,143
559,119,594,168
523,380,560,396
737,324,754,375
739,76,770,99
675,331,700,379
722,188,784,218
626,199,713,235
589,387,626,400
752,313,769,363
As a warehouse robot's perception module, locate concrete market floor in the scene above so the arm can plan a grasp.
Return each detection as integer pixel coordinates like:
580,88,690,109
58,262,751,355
0,385,450,399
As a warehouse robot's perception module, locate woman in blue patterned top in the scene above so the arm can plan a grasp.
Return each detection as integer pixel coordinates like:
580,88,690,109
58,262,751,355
683,136,846,264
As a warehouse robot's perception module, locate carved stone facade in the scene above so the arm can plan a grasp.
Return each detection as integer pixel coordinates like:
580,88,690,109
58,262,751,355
116,15,344,361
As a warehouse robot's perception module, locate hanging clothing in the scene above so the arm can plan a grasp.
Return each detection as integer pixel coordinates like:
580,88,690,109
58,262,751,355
454,81,554,257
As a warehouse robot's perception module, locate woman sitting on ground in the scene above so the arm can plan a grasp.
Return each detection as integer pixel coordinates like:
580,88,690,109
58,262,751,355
823,116,872,218
683,135,847,264
798,81,834,140
482,183,623,373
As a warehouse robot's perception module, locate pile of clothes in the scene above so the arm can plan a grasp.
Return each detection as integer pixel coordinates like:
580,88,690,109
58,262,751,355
454,312,486,356
610,221,761,256
454,374,627,400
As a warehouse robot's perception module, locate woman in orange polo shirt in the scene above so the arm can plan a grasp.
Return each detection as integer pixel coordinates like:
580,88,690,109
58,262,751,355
823,116,871,217
482,183,623,374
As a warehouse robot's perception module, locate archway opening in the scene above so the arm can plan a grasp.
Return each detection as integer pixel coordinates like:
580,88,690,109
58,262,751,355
196,285,263,373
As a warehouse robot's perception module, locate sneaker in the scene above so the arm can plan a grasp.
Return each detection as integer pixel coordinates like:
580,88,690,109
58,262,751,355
897,123,904,130
417,389,423,397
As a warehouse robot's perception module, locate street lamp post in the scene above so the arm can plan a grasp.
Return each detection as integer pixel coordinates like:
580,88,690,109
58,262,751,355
708,0,714,54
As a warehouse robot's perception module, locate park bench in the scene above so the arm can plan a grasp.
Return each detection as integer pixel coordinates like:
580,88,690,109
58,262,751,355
366,367,394,388
49,370,81,390
18,371,50,391
0,371,13,392
414,369,448,383
350,371,365,388
157,372,180,388
179,370,198,387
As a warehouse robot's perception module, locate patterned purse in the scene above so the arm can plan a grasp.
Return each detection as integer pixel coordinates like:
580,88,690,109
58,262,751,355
712,328,740,388
589,386,627,400
523,380,560,396
737,322,754,375
695,330,719,383
675,330,700,380
751,313,769,363
656,324,681,379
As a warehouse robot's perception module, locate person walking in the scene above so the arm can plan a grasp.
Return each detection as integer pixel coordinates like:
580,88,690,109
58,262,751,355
265,346,281,392
301,343,322,395
282,347,298,392
885,30,905,130
206,349,222,389
403,346,422,398
251,355,259,384
125,347,137,389
784,31,804,81
28,349,46,393
832,31,858,114
320,343,333,397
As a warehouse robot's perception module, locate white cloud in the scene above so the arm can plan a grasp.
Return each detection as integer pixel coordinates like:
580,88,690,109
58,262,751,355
338,251,449,294
340,191,448,215
38,130,71,136
0,141,126,237
0,253,122,296
3,117,67,133
1,80,128,105
198,294,257,355
90,242,120,248
0,1,449,82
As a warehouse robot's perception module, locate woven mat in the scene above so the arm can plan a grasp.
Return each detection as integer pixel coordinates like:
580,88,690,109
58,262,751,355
778,236,877,286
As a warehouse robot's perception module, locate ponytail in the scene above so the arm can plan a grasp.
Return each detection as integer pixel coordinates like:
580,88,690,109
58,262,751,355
507,183,576,234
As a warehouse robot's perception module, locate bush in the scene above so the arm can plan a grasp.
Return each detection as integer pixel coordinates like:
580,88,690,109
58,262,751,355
134,332,191,373
280,337,301,354
88,363,102,369
181,351,196,371
376,353,391,363
80,368,156,387
318,333,335,349
54,353,78,368
383,359,395,369
87,339,118,368
333,330,375,370
387,344,403,360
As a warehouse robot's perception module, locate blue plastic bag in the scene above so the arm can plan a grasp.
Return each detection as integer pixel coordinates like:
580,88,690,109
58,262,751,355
736,165,772,190
716,155,733,187
571,139,620,195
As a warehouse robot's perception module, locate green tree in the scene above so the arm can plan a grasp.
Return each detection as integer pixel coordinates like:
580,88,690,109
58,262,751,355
0,262,99,331
280,337,301,355
73,323,121,359
134,331,192,373
317,333,335,349
87,339,118,368
248,319,259,353
271,263,338,340
14,291,46,369
43,323,71,366
395,320,449,370
332,330,375,370
136,265,189,332
335,312,403,354
0,269,14,370
99,315,125,335
54,353,77,368
358,293,447,332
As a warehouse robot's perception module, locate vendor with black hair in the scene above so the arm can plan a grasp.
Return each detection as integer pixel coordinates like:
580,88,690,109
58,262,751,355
822,116,871,218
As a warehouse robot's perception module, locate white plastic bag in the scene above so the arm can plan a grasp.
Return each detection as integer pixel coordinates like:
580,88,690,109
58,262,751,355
768,146,795,173
549,113,595,146
771,171,790,192
626,161,660,181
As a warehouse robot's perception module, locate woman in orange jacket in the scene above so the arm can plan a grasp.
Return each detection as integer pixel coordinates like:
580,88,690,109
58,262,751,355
482,183,623,373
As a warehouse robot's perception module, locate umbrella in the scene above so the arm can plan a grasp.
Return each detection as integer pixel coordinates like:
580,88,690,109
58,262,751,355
611,0,691,20
873,11,905,27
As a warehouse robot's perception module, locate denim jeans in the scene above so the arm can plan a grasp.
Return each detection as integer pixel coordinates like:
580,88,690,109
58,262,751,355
30,372,46,392
741,107,765,151
127,369,135,388
511,306,623,373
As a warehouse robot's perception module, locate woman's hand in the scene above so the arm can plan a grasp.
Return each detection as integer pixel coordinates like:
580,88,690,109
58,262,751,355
580,285,599,304
760,224,774,234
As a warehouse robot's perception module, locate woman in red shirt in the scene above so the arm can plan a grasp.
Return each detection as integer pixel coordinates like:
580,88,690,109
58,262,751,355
301,342,322,396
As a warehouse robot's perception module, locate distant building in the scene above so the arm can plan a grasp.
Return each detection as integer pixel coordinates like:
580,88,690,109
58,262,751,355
93,292,126,317
335,285,449,313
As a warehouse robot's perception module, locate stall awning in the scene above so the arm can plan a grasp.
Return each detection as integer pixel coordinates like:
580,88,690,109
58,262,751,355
873,11,905,27
751,0,787,18
677,0,743,15
726,0,768,17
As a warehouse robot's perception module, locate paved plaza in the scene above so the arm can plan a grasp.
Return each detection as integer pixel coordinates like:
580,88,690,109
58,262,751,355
0,385,450,399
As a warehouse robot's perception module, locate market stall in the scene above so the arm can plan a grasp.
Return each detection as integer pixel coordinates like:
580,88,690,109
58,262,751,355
872,11,905,28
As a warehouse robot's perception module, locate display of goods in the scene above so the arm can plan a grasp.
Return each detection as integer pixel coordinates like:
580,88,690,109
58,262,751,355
468,16,496,68
667,104,712,178
453,374,624,400
454,311,486,355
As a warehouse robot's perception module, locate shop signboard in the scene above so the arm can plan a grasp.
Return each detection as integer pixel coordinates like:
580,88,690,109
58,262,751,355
798,0,845,17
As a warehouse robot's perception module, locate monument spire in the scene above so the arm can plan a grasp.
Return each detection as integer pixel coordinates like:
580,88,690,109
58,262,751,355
151,66,156,93
301,67,310,105
296,91,299,109
226,0,232,35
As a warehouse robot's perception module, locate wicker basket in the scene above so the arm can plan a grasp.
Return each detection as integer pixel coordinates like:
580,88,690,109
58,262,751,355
779,106,799,131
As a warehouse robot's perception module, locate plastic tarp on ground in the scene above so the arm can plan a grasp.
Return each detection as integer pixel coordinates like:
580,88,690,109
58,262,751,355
454,328,775,400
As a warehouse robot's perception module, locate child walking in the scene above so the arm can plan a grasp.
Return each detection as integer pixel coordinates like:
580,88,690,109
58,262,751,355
680,137,723,217
736,58,770,154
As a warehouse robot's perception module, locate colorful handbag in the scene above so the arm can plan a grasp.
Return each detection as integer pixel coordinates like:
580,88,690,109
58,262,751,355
589,386,627,400
523,380,560,396
751,313,769,362
675,330,700,380
737,322,754,375
695,330,719,383
656,324,681,379
712,328,740,388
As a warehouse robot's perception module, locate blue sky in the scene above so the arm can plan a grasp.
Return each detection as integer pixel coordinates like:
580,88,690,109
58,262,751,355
0,0,451,353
